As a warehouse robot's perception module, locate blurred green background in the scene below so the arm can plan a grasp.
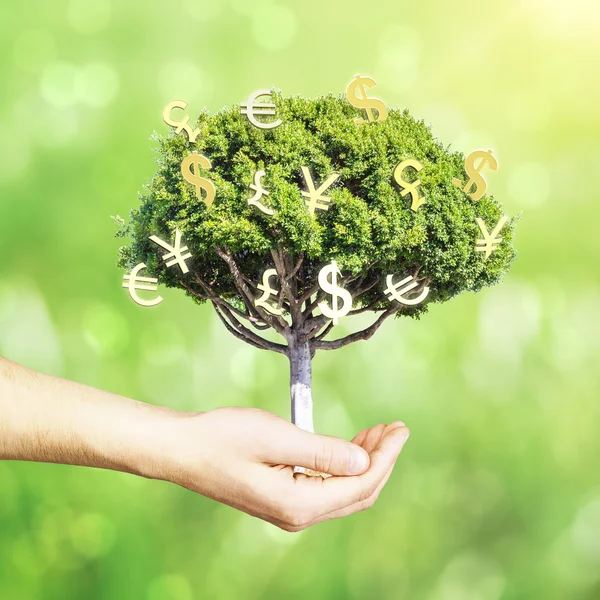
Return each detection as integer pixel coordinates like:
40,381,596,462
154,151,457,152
1,0,599,598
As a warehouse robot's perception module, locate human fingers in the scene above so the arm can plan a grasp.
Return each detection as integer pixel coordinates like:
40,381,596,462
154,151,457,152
314,425,409,510
262,423,408,531
351,427,370,446
260,422,370,476
302,422,407,526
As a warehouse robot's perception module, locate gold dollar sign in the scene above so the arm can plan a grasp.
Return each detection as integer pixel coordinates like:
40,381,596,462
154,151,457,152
180,151,216,206
452,149,498,201
317,260,353,325
345,74,388,125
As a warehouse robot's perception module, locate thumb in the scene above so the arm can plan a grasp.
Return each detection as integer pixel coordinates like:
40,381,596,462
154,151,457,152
274,427,370,476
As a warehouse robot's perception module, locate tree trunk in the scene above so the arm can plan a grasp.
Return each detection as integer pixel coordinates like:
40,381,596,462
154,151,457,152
288,338,314,433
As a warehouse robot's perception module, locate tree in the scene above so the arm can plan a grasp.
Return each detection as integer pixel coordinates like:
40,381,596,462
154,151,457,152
117,91,516,438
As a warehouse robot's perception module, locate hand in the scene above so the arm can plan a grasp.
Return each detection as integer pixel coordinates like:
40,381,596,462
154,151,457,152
0,358,409,531
158,407,410,531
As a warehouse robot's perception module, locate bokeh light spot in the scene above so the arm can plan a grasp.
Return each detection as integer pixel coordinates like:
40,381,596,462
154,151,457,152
230,346,256,394
67,0,111,35
0,120,31,182
83,301,129,357
182,0,222,22
377,25,420,94
433,552,505,600
40,62,79,109
251,5,297,51
70,513,117,559
158,62,211,105
35,106,80,149
140,320,186,367
478,281,541,364
75,62,119,108
0,464,19,518
148,574,193,600
0,283,64,375
13,29,57,73
508,161,551,209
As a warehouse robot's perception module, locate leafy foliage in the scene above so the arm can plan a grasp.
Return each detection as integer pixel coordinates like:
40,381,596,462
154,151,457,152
117,91,516,336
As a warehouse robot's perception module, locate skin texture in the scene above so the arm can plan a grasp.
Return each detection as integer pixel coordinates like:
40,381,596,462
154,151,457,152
0,357,409,531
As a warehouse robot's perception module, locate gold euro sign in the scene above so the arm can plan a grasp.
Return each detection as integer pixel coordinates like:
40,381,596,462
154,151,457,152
122,263,163,307
241,90,282,130
345,74,388,125
452,149,498,201
384,274,430,306
180,152,216,206
162,100,201,143
394,159,425,211
318,261,352,325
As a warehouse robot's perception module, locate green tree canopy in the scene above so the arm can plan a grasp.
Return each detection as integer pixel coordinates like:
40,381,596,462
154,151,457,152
117,91,516,433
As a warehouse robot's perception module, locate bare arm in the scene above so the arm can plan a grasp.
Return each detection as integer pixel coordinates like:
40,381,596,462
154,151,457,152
0,357,178,477
0,357,410,531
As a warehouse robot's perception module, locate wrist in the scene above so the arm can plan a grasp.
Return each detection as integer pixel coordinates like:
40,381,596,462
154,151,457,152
94,401,196,482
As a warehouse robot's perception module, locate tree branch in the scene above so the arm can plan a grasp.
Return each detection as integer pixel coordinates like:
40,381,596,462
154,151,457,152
310,307,399,351
302,289,325,317
212,302,288,355
315,320,335,341
271,248,302,326
215,246,289,334
181,277,252,322
286,252,304,281
299,284,320,306
298,314,329,343
349,302,386,316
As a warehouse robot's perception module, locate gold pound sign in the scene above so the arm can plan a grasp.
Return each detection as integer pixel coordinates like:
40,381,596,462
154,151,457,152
475,216,508,260
122,263,163,307
452,149,498,201
162,100,201,143
345,74,388,125
180,152,216,206
247,170,274,215
255,268,284,315
394,159,425,211
384,274,430,306
318,261,352,325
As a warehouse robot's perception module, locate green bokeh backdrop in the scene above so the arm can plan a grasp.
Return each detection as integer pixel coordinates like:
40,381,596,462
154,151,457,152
1,1,599,599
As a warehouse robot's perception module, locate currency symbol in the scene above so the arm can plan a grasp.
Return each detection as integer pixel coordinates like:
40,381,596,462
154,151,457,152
345,74,388,125
122,263,163,307
247,169,274,215
301,167,340,216
241,90,282,130
180,151,216,206
149,228,193,274
255,268,284,315
475,216,508,260
452,149,498,201
384,274,430,306
318,261,352,325
394,159,425,211
162,100,201,143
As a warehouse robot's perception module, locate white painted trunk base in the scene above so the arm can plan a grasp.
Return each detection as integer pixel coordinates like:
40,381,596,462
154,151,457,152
289,339,316,475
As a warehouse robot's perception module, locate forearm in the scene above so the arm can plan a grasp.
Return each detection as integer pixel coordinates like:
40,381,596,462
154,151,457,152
0,357,180,479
